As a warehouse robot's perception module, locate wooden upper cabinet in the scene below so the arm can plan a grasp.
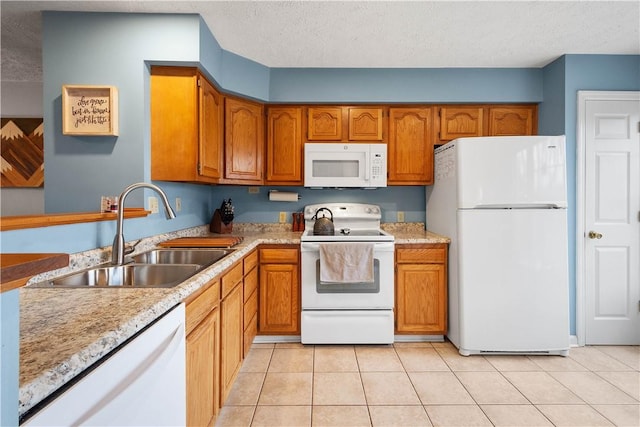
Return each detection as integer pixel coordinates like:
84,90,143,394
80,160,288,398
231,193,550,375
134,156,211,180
199,77,224,180
307,107,342,140
307,106,384,141
150,66,223,183
437,104,537,143
488,106,536,136
223,97,264,184
348,108,384,141
388,107,434,185
266,107,303,185
439,107,484,141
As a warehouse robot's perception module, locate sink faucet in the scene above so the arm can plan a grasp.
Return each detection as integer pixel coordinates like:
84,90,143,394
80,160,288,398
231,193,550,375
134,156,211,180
111,182,176,265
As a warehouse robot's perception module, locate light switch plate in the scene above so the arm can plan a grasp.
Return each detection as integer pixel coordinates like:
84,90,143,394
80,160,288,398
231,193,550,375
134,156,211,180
148,196,159,214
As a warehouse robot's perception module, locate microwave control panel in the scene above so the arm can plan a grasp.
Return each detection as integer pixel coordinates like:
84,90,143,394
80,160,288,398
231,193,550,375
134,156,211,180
369,146,387,186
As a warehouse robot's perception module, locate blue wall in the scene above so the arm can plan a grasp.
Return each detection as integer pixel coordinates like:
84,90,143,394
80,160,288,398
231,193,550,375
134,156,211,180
0,290,19,427
210,186,425,224
540,54,640,334
43,12,203,213
269,68,542,103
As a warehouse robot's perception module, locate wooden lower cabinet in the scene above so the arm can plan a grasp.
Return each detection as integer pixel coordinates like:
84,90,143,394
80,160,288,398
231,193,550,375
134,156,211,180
185,280,221,427
258,246,300,334
243,250,259,356
395,244,448,334
220,268,244,405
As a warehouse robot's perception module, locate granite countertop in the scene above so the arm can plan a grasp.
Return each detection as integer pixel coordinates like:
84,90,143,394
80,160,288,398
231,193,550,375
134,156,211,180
18,226,448,417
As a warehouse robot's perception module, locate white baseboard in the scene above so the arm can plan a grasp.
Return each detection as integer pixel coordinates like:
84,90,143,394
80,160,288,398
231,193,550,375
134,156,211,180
394,335,445,342
252,335,446,344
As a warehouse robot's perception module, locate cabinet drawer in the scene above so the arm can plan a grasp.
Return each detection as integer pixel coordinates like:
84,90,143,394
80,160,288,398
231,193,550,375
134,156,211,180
244,267,258,303
259,248,298,263
185,280,220,335
244,288,258,324
397,247,446,264
244,250,258,273
221,262,243,298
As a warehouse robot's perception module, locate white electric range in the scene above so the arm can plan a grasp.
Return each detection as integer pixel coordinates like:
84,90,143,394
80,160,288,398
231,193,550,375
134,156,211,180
300,203,395,344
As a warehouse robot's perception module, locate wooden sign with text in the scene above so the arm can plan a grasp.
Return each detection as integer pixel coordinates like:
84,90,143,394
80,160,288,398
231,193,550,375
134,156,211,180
62,85,118,136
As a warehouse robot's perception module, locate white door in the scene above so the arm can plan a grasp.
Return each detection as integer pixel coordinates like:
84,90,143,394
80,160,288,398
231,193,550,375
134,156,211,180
578,91,640,345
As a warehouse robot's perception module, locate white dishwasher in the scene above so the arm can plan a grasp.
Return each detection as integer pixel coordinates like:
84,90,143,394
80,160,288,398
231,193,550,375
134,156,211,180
22,303,186,426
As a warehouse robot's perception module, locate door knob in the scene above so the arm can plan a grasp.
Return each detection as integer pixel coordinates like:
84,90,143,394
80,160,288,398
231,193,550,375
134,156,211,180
588,231,603,239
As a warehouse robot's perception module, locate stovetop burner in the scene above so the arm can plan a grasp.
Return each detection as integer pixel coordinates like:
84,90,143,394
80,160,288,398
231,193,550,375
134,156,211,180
301,203,394,243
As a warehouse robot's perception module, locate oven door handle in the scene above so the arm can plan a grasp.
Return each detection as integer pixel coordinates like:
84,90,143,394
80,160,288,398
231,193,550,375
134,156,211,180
300,242,394,252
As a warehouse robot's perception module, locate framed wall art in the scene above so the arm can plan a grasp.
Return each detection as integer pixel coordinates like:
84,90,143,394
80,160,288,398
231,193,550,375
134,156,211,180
62,85,119,136
1,118,44,187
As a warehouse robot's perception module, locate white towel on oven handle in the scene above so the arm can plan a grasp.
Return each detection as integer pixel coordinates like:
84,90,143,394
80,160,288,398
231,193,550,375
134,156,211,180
319,242,374,283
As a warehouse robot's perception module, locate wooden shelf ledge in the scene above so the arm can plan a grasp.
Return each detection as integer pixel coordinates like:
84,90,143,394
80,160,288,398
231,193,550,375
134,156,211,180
0,253,70,293
0,208,150,232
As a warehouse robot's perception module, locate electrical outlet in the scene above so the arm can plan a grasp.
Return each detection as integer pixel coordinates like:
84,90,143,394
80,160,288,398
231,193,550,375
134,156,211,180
248,186,260,194
397,211,405,222
175,197,182,212
279,211,287,223
148,196,159,214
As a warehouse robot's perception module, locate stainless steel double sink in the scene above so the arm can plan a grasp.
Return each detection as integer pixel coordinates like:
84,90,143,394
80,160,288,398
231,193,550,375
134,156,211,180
30,248,233,289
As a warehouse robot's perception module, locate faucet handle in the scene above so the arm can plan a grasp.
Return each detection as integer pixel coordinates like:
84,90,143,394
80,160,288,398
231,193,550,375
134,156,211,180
124,239,142,255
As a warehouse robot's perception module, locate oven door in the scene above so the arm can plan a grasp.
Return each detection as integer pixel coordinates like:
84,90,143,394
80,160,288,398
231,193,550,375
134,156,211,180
300,241,394,309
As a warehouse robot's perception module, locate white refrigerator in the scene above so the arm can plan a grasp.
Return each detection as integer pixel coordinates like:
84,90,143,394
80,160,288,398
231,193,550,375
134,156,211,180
426,136,570,356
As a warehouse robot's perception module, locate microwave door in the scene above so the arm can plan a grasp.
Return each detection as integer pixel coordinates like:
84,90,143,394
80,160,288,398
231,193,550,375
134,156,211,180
306,151,367,187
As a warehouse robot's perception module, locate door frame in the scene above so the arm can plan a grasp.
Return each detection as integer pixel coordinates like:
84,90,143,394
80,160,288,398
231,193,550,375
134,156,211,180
575,90,640,346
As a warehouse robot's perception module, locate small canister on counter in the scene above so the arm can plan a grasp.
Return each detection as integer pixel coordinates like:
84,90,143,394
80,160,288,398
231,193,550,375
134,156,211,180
292,212,304,232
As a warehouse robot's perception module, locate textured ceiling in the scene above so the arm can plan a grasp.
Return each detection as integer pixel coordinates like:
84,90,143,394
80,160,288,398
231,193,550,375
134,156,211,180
2,0,639,82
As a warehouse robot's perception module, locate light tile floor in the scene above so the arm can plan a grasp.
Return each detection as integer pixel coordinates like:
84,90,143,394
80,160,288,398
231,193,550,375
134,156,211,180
215,342,639,427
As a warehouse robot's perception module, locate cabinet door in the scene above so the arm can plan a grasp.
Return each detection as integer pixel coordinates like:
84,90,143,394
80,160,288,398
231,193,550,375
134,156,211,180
396,264,446,334
224,97,264,183
198,77,223,180
266,107,303,184
150,67,200,182
220,284,243,405
348,107,383,141
488,106,536,136
439,107,484,142
307,107,342,140
186,308,219,427
388,108,434,185
259,263,300,334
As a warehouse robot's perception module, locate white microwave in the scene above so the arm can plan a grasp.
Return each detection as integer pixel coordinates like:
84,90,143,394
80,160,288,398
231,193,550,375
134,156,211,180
304,143,387,188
